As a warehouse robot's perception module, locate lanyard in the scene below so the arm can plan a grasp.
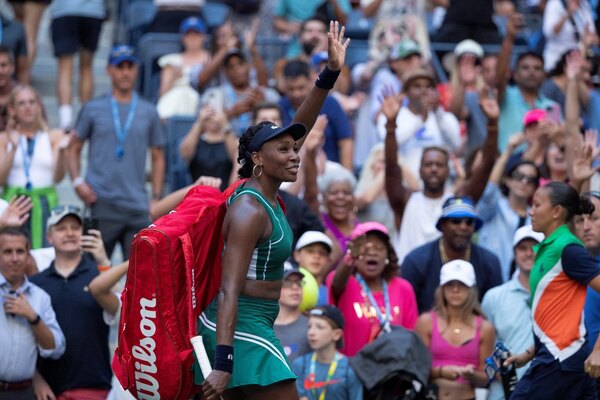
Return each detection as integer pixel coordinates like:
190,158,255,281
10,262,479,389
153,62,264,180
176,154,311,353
110,93,138,160
19,134,36,190
355,274,392,333
309,351,341,400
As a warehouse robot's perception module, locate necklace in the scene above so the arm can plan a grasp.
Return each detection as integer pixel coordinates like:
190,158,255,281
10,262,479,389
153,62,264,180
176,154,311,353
439,238,471,264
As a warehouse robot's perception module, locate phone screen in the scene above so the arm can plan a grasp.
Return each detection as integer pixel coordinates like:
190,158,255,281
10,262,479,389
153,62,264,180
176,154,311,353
83,217,99,235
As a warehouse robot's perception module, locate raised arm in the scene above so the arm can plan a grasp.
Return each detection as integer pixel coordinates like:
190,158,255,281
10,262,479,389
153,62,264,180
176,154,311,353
381,90,411,230
293,21,349,149
496,13,524,102
458,89,499,202
88,260,129,316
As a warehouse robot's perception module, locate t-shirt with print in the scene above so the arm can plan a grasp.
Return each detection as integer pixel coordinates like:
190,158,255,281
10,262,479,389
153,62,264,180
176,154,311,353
292,352,363,400
274,314,310,364
75,93,165,212
326,274,418,356
530,225,600,372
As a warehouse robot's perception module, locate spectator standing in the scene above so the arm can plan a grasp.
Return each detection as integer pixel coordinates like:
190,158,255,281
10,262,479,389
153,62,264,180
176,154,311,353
432,0,502,44
415,260,495,400
274,0,351,37
30,206,116,399
280,60,353,170
0,46,18,131
481,226,544,400
67,45,165,259
0,85,70,249
402,196,503,313
274,266,311,364
328,222,418,356
292,305,363,400
0,227,65,400
50,0,106,130
505,182,600,399
496,13,558,151
0,14,27,83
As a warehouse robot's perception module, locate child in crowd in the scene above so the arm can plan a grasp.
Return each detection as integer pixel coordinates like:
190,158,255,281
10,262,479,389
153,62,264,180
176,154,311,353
292,305,363,400
294,231,333,305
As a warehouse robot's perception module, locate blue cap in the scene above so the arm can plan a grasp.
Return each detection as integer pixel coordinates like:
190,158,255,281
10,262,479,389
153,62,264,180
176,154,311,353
311,51,328,69
108,45,137,66
180,17,206,34
436,196,483,231
247,121,306,153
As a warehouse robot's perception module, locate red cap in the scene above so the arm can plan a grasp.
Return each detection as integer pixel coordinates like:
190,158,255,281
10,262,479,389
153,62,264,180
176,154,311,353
351,222,389,240
523,109,547,127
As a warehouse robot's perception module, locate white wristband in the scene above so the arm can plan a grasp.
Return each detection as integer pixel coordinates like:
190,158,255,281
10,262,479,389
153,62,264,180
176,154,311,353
73,176,85,187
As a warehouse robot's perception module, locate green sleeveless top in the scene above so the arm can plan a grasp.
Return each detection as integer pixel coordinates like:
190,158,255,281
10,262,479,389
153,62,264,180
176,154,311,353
227,186,293,281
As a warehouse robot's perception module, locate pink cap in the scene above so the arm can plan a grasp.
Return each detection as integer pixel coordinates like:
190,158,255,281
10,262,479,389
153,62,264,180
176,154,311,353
523,109,547,127
351,222,389,240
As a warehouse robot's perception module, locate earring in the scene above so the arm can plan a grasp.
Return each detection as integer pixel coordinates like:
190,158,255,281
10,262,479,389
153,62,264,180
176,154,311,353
385,259,390,265
252,164,263,178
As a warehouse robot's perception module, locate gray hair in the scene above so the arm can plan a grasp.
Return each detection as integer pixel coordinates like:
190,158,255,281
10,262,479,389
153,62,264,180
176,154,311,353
318,162,357,195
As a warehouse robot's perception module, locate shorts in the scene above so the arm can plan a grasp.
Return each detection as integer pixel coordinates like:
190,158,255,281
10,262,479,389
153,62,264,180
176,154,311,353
51,16,103,56
510,360,598,400
195,295,296,388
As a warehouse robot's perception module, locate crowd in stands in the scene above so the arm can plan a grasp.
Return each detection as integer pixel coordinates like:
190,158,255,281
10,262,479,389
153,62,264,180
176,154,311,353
2,0,600,399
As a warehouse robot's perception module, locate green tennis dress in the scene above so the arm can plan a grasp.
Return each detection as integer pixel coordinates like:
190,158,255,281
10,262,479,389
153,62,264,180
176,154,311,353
195,186,296,388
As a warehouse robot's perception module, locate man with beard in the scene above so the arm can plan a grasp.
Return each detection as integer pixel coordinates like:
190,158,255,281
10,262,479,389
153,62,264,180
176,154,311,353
379,82,499,264
496,13,557,151
481,225,544,400
402,196,502,313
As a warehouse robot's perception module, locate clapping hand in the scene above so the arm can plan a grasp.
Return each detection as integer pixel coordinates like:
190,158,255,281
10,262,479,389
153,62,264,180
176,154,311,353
380,87,403,123
326,21,350,72
0,195,32,228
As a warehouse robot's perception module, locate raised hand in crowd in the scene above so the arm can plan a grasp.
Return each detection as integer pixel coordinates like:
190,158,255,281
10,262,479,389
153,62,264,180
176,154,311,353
479,87,500,122
458,57,479,86
0,195,33,228
380,88,403,123
305,115,328,154
80,229,111,267
506,12,526,39
569,135,600,191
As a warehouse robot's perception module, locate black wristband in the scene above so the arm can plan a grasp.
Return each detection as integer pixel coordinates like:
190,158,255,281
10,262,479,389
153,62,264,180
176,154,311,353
214,344,234,373
29,314,41,325
315,66,341,90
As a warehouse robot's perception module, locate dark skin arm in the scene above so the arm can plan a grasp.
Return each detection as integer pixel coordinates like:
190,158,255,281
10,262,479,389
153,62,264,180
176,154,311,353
381,91,411,231
456,89,500,203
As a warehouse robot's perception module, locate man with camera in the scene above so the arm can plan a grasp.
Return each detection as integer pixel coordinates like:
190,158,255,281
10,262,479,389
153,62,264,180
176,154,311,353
30,206,117,399
0,227,65,400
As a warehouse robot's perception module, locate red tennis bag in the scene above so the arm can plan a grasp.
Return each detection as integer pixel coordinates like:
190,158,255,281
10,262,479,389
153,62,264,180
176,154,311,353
112,180,245,400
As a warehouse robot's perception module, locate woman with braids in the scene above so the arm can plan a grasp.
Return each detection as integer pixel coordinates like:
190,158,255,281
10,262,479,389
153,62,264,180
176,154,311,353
197,21,349,400
505,182,600,399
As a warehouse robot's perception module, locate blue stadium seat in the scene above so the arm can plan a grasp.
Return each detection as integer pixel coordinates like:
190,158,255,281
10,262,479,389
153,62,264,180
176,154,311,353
136,33,182,102
345,39,369,68
123,0,156,46
202,2,231,33
345,10,373,40
164,116,196,191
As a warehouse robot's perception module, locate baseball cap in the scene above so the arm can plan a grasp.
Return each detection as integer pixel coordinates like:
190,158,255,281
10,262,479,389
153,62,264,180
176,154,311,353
390,39,421,61
283,262,305,280
309,305,345,329
439,259,476,287
108,45,138,66
512,225,544,247
179,16,206,34
351,221,389,240
523,109,547,127
295,231,333,252
442,39,484,71
436,196,483,231
401,68,435,92
46,205,82,231
247,121,306,152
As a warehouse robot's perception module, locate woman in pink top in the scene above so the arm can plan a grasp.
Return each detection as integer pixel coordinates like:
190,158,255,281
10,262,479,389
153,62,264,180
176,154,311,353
415,260,495,400
327,221,418,356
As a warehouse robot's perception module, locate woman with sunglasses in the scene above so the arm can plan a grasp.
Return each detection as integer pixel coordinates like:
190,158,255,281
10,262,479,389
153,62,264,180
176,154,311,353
505,182,600,399
198,22,349,400
477,133,541,281
415,259,495,400
0,85,69,248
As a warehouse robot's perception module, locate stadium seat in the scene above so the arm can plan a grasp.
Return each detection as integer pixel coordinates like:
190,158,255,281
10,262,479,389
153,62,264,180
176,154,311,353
164,116,196,192
136,33,182,102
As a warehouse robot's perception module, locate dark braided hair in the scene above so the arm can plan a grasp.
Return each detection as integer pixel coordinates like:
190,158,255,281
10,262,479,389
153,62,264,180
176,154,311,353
545,181,595,222
237,121,272,179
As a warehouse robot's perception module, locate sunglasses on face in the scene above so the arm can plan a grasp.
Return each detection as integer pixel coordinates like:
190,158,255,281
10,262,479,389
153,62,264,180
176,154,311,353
511,170,538,185
282,279,304,289
51,205,81,214
447,218,475,226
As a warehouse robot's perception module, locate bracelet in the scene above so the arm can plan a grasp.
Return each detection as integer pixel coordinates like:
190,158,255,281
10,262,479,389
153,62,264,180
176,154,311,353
214,344,234,373
29,314,41,325
315,66,341,90
98,265,111,272
72,176,85,187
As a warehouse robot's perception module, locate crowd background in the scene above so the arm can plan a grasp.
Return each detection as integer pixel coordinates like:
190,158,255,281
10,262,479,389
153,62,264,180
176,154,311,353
1,0,600,399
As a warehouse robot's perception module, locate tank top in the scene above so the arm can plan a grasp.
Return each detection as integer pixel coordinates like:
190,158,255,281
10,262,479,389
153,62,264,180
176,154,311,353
227,186,293,281
189,137,232,191
7,131,55,188
430,311,482,384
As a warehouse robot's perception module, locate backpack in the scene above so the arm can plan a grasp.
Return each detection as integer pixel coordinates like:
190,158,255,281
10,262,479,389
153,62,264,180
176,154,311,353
112,180,246,400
